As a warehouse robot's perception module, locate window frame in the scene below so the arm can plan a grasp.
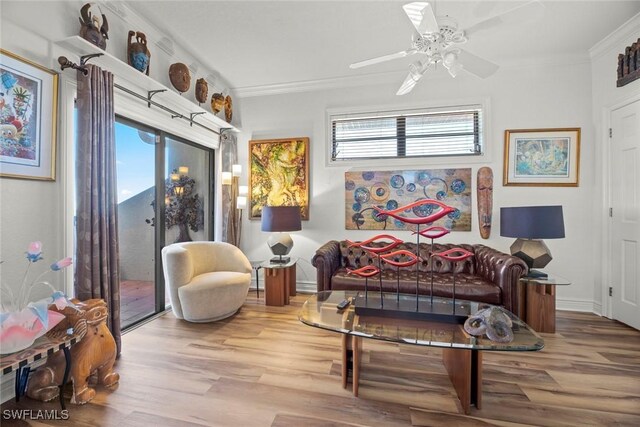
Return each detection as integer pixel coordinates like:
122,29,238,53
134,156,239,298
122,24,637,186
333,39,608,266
326,98,491,167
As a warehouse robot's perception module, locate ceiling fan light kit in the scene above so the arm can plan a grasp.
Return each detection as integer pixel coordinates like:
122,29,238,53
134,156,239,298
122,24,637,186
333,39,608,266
351,1,540,95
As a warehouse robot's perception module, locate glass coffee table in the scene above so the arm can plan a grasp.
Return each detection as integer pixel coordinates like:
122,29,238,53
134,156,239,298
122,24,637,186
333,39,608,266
299,290,544,414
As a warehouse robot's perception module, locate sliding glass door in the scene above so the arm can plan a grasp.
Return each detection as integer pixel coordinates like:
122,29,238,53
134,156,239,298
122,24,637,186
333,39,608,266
114,116,214,329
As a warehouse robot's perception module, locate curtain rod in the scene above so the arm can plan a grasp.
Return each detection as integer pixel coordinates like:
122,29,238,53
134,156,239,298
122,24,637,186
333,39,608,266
57,55,222,137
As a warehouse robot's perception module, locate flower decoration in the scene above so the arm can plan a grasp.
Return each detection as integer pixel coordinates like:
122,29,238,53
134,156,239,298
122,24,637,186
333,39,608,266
0,241,77,354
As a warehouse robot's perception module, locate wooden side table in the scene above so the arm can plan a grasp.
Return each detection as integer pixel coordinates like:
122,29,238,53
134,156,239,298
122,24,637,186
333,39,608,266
262,258,297,306
519,274,571,333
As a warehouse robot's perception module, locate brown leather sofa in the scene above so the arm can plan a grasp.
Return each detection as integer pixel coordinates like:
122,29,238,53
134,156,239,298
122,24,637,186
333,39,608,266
312,240,528,316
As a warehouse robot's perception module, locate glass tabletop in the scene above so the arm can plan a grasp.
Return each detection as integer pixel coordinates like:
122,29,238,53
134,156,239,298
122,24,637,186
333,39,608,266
261,257,298,269
520,274,571,286
299,291,544,351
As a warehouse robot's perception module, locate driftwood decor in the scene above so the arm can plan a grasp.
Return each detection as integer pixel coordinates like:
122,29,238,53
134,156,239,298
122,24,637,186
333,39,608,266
617,38,640,87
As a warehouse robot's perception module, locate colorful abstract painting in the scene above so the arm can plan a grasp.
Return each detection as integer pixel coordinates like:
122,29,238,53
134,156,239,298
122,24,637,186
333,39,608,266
345,169,472,231
503,128,580,187
0,49,57,180
249,137,309,220
514,137,569,177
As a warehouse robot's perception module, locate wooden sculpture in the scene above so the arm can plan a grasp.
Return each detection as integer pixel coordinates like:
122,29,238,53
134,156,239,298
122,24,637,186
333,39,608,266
127,30,150,75
78,3,109,50
477,167,493,239
617,38,640,87
26,299,119,405
195,78,208,104
169,63,191,94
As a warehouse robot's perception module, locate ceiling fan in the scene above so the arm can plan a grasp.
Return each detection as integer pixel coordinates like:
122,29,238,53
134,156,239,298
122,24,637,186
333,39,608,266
350,1,543,95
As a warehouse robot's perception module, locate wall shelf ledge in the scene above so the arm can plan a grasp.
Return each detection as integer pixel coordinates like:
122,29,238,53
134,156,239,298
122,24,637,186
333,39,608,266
56,36,240,134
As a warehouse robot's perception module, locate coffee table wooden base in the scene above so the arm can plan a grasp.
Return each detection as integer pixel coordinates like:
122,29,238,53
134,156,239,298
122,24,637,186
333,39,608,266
342,337,481,414
442,348,482,413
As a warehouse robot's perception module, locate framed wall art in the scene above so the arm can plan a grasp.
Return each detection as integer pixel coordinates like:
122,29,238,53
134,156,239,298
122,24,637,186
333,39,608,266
503,128,580,187
0,49,58,181
249,137,309,220
345,168,472,231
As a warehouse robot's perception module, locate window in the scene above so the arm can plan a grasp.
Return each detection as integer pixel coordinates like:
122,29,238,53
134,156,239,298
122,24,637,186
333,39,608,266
330,105,483,162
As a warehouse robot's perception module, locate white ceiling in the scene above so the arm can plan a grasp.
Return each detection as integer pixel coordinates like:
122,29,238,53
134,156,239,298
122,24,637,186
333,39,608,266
128,1,640,90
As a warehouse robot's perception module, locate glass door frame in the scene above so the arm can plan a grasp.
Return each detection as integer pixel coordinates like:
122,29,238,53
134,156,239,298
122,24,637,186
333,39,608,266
115,114,215,325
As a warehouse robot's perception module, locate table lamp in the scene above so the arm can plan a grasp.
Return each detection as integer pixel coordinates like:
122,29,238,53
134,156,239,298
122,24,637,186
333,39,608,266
261,206,302,264
500,205,565,278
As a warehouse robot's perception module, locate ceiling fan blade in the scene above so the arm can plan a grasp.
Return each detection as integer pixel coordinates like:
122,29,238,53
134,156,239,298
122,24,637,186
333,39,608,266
456,49,499,78
349,49,416,69
403,2,439,34
465,0,545,38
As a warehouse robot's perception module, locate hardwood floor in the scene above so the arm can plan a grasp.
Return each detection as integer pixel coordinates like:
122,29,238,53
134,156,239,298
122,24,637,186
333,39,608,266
2,294,639,426
120,280,169,329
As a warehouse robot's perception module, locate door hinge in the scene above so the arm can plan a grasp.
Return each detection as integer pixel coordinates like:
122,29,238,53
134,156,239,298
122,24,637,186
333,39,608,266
609,287,613,297
609,207,613,217
609,128,612,138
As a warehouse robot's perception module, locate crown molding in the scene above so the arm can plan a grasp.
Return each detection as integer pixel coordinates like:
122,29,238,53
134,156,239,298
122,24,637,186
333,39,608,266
232,53,591,99
233,70,407,98
589,11,640,60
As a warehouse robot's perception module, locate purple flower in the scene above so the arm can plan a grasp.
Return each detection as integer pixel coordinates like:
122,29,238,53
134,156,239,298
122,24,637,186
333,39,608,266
26,241,43,262
50,257,72,271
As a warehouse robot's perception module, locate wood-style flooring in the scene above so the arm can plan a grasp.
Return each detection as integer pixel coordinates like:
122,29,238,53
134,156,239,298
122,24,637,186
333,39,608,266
120,280,168,329
2,294,639,426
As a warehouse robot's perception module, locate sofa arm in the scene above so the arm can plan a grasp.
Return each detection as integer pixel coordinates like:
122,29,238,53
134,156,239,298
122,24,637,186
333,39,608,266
473,245,528,316
312,240,341,292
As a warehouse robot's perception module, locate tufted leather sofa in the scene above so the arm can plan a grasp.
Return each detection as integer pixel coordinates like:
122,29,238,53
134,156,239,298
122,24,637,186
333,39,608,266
312,240,528,316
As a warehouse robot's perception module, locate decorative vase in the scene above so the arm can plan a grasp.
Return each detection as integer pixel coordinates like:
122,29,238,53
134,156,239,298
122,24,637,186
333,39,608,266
175,223,192,243
0,307,65,354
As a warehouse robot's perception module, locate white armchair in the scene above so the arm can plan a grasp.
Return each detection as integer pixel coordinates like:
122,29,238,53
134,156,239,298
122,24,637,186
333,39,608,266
161,241,251,322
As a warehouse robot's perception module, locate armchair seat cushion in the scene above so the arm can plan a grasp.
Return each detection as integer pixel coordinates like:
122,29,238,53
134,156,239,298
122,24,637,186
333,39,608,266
179,272,251,323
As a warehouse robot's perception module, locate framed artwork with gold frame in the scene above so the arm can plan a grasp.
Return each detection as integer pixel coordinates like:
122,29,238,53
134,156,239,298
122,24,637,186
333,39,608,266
249,137,309,220
503,128,580,187
0,49,58,181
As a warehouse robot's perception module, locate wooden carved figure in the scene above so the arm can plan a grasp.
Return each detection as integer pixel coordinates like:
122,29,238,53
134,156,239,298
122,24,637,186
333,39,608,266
169,63,191,94
127,30,150,75
477,167,493,239
26,299,119,405
195,78,208,104
78,3,109,50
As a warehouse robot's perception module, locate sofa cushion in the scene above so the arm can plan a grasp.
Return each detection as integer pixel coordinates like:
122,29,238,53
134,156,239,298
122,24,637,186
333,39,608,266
339,241,475,274
330,267,501,305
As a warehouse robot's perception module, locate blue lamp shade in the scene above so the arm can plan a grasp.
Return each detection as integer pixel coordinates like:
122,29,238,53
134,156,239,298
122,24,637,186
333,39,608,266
261,206,302,232
500,206,565,239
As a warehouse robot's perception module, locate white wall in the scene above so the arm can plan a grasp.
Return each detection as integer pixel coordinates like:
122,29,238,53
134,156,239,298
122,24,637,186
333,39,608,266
237,59,597,310
589,13,640,316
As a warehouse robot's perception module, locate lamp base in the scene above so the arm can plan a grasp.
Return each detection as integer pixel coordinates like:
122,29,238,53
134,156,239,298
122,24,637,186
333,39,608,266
526,269,548,279
269,256,290,264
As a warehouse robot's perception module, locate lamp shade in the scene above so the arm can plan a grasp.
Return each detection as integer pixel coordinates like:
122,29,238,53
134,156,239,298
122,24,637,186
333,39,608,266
261,206,302,232
500,206,565,239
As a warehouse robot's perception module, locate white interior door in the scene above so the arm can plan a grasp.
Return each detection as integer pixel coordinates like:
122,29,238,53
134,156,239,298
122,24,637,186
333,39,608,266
610,100,640,330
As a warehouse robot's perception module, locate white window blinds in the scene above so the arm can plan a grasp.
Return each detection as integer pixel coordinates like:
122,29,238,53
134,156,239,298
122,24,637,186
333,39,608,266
330,105,483,162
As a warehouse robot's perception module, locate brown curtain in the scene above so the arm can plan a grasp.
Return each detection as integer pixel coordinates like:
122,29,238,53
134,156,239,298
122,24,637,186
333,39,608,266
220,130,239,245
74,64,121,356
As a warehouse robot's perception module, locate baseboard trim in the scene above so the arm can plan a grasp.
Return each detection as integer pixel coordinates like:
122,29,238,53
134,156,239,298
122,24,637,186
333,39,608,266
557,298,596,313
